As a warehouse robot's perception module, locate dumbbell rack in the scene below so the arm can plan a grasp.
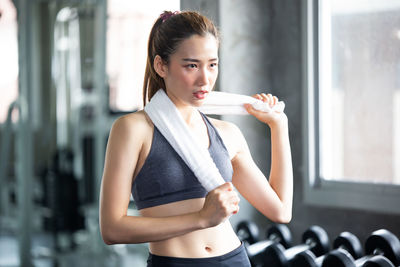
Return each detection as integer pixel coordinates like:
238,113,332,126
235,221,400,267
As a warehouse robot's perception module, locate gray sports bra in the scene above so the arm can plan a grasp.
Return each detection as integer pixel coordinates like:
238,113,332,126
131,113,233,210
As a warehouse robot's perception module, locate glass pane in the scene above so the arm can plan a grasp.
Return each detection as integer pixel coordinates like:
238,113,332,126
107,0,180,112
0,0,18,123
319,0,400,184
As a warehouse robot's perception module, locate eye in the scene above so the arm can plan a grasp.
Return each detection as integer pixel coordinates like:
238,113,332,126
186,64,197,69
210,62,218,68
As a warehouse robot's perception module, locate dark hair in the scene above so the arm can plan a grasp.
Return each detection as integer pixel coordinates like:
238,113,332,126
142,10,219,105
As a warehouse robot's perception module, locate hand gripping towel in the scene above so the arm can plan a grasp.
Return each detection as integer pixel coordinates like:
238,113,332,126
197,91,285,115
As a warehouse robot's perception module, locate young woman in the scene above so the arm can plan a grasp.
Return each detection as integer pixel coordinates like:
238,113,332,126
99,10,293,267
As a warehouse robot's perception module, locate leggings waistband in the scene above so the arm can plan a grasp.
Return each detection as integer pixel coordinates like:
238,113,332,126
147,242,250,266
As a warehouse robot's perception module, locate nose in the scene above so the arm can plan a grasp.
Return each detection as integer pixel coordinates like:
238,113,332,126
197,67,210,86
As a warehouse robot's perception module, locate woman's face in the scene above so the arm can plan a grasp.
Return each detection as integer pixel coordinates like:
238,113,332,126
161,34,219,108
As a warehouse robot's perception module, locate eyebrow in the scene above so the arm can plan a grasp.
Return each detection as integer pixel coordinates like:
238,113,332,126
182,58,218,62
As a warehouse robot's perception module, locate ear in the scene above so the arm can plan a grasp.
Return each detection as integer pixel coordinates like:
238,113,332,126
153,55,168,78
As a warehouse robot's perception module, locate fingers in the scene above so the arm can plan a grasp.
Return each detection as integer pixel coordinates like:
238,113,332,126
217,182,234,191
214,183,239,203
244,103,260,116
200,183,241,227
246,92,287,126
252,94,263,101
226,185,240,214
244,101,271,118
214,182,240,214
262,93,278,106
252,93,279,107
233,206,239,214
230,193,240,214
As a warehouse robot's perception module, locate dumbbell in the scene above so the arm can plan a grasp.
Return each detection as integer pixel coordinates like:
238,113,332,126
249,224,293,266
236,220,261,245
323,250,395,267
236,221,293,266
322,229,400,267
263,225,330,267
362,255,395,267
292,231,363,267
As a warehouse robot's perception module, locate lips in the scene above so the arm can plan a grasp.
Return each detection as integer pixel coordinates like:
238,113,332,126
193,90,209,99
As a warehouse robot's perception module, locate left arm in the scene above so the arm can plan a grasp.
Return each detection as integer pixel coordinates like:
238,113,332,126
222,94,293,223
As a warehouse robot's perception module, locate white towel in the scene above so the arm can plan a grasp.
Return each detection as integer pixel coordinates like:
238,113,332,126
144,89,285,191
144,89,226,191
197,91,285,115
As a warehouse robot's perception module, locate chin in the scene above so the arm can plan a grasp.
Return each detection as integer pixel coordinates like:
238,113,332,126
190,99,206,107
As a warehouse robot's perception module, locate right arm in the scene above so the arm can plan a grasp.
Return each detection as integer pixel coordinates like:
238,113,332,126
99,113,239,245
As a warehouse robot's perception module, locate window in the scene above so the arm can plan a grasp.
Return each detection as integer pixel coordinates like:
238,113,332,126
0,0,18,124
303,0,400,214
106,0,180,113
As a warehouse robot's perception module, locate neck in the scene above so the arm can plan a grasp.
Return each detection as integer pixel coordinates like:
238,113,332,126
176,103,199,125
166,91,199,125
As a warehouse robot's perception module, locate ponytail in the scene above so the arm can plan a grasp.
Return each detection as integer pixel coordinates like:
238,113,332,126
142,17,165,105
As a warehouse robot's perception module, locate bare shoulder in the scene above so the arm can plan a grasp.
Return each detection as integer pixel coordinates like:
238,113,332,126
207,116,243,139
109,110,153,142
207,117,247,158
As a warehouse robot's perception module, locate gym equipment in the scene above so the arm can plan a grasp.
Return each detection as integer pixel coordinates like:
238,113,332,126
322,229,400,267
235,221,293,266
0,101,19,222
292,231,363,267
247,224,293,266
236,220,261,245
362,255,395,267
262,225,330,267
41,149,85,251
323,250,396,267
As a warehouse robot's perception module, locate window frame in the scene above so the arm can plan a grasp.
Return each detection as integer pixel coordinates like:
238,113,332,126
302,0,400,215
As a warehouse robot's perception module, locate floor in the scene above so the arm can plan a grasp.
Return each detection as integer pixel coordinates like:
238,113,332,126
0,232,148,267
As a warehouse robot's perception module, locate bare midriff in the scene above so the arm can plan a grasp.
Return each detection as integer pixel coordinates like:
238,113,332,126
140,198,241,258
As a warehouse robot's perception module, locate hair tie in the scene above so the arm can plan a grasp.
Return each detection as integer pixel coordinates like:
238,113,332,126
160,11,180,23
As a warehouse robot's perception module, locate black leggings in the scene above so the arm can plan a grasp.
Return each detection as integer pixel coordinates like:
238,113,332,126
146,243,251,267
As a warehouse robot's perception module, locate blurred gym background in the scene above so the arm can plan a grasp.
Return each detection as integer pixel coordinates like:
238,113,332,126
1,0,400,266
